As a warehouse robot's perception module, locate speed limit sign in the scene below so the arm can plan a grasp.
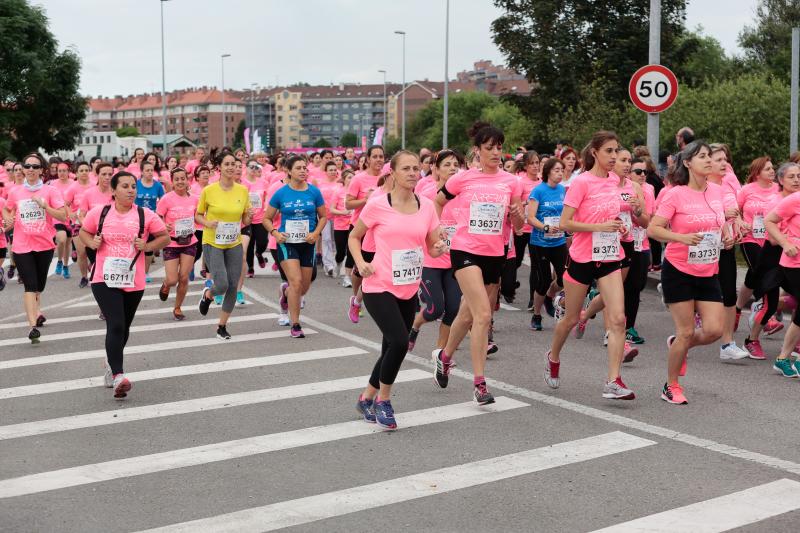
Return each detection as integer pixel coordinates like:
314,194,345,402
628,65,679,113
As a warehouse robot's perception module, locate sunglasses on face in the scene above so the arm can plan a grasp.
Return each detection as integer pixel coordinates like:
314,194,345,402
22,164,42,170
248,165,260,170
632,168,646,175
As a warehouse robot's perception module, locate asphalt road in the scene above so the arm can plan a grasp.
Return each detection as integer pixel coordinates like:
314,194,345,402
1,254,799,532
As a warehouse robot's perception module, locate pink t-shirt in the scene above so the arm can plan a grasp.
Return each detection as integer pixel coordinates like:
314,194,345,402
361,191,389,254
0,197,7,248
126,163,142,179
414,175,435,194
347,171,381,225
316,178,341,217
6,185,65,253
443,168,522,257
613,175,637,243
79,187,113,216
65,181,93,219
185,159,200,177
242,177,268,224
771,192,800,268
156,192,199,247
82,204,166,291
633,182,656,251
420,181,457,269
655,183,726,277
519,176,540,233
266,180,285,250
563,172,622,263
49,179,75,223
332,186,351,231
738,181,780,245
359,194,440,299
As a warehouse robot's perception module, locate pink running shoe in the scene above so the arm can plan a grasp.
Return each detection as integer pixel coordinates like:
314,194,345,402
623,341,639,363
574,311,588,339
348,296,361,323
764,318,784,336
745,338,766,360
661,382,688,405
278,282,289,312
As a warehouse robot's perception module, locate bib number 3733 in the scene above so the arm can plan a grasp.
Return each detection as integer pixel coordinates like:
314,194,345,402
688,232,721,265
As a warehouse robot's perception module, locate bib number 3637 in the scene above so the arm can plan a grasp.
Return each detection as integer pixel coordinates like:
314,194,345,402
469,202,503,235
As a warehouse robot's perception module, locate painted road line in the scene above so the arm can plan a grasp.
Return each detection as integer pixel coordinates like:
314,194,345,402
138,431,654,532
0,365,427,441
67,290,206,307
0,313,277,348
590,478,800,533
0,334,329,400
0,307,176,331
0,292,95,323
0,397,528,499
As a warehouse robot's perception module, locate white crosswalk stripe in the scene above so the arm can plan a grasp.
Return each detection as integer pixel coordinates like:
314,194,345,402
0,307,175,330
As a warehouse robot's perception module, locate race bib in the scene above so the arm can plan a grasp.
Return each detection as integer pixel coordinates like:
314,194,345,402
285,219,310,244
618,212,632,233
18,199,46,225
543,216,564,239
248,192,263,209
752,215,766,240
632,226,647,252
591,231,620,261
391,247,423,285
688,231,721,265
174,217,194,238
442,225,456,248
214,222,240,245
103,257,135,288
469,202,503,235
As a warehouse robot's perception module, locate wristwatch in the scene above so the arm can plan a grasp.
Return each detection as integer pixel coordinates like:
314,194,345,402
543,224,550,233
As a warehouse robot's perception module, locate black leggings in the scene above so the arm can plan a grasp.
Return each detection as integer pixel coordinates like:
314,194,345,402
418,267,462,325
718,247,738,307
15,249,54,293
193,230,204,264
780,267,800,327
334,229,349,265
246,223,269,270
363,292,416,388
648,238,662,266
624,250,650,328
91,283,144,375
753,242,784,326
740,242,763,290
529,243,566,297
344,226,356,269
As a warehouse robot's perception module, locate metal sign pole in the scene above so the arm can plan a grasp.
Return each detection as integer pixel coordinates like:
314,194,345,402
647,0,661,158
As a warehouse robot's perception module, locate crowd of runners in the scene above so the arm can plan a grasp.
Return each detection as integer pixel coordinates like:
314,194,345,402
3,122,800,428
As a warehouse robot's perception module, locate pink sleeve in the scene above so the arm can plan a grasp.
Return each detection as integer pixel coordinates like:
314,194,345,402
645,187,655,214
774,194,800,219
442,172,463,196
155,195,169,217
511,178,522,200
736,187,746,210
82,206,100,234
426,202,440,234
655,188,677,220
359,199,379,229
48,188,65,209
347,175,361,198
563,178,586,209
145,209,167,235
5,189,17,210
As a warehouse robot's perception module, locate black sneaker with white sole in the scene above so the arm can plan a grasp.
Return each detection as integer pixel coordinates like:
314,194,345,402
216,325,231,340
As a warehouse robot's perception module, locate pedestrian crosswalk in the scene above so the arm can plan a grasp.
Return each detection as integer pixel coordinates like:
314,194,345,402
1,280,799,532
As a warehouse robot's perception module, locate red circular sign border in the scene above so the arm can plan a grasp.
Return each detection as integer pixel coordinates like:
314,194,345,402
628,64,679,113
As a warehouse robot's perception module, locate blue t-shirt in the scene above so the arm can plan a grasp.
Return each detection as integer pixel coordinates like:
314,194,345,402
268,183,325,234
529,182,566,247
135,179,165,211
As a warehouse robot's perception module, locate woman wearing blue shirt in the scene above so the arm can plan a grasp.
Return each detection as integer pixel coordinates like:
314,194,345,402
527,157,567,331
263,155,327,338
136,160,165,282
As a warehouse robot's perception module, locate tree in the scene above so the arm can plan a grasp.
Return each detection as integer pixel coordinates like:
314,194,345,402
313,137,332,148
0,0,86,158
115,126,140,137
232,119,246,148
339,132,358,147
672,28,738,86
739,0,800,83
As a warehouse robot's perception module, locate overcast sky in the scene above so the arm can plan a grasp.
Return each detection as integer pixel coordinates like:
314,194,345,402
32,0,760,97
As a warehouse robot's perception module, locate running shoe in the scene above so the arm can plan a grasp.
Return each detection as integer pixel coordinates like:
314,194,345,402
279,281,289,312
271,263,279,271
78,276,89,289
28,327,40,344
773,358,799,378
764,318,784,336
502,293,515,304
55,260,63,276
348,296,361,323
0,266,5,291
236,291,245,305
214,295,223,306
793,357,800,375
301,296,306,309
290,323,305,338
432,349,452,389
257,254,267,269
602,377,635,400
553,292,566,322
527,299,534,312
7,265,14,279
486,342,499,356
473,382,495,405
198,290,212,316
623,341,639,363
530,314,543,331
189,269,195,282
158,282,169,301
626,327,645,344
544,350,560,389
216,325,231,340
342,275,352,288
744,338,766,360
278,313,290,326
657,282,666,309
719,342,749,360
374,399,397,429
326,268,334,277
573,315,588,339
748,301,762,331
145,274,152,283
103,365,114,388
408,328,419,351
173,308,185,321
356,395,376,423
544,295,555,317
661,382,688,405
316,252,323,263
603,331,609,346
71,249,77,262
112,373,131,399
35,314,46,327
246,268,255,279
62,265,70,279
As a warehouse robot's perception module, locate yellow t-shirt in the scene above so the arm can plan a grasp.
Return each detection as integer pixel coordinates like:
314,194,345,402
197,182,251,249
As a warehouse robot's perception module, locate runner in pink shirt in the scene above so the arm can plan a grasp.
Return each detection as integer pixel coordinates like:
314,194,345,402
126,148,145,179
542,131,636,402
49,162,75,279
318,160,344,276
242,159,270,278
506,151,541,306
331,170,354,283
648,141,736,405
156,168,199,320
65,161,95,288
0,196,8,289
1,153,68,343
349,151,446,429
184,147,205,178
80,171,169,399
433,122,524,405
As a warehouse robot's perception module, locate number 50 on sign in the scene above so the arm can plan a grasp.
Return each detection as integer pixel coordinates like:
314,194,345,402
628,64,679,114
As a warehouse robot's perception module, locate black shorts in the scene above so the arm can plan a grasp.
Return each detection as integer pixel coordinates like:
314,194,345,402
0,247,6,259
277,241,316,268
565,256,621,286
353,250,375,278
241,225,252,237
660,259,722,304
620,240,635,269
54,223,72,238
450,249,505,285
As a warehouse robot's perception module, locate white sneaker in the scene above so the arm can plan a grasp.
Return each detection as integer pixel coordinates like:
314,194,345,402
103,365,113,388
278,313,290,326
300,296,306,309
342,276,352,288
603,331,609,347
112,373,131,399
334,263,342,278
720,342,749,360
748,301,762,331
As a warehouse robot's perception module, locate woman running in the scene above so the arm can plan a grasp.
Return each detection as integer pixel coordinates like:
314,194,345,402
528,157,567,331
433,122,524,404
508,151,540,306
332,169,354,281
317,160,343,277
2,153,68,343
135,159,165,283
80,171,170,398
65,161,94,287
195,151,252,340
50,162,74,279
243,159,270,278
408,149,464,352
264,155,327,338
156,167,199,320
542,131,635,400
648,141,734,405
351,151,446,429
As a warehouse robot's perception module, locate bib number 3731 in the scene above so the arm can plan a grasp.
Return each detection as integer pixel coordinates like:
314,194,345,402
591,231,620,261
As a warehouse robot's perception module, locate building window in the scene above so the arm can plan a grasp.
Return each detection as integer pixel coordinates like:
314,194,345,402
277,105,283,111
289,105,298,111
342,114,349,120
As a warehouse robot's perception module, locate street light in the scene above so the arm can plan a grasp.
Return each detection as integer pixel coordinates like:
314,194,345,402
378,69,387,140
394,30,406,149
443,0,450,149
160,0,171,156
250,83,258,151
221,53,231,147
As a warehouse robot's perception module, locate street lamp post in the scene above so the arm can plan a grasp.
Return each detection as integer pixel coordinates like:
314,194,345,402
221,53,231,147
394,30,406,149
250,82,257,152
160,0,170,156
443,0,450,149
378,69,387,140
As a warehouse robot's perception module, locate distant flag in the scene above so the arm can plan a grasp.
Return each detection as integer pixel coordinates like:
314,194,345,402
373,127,385,147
